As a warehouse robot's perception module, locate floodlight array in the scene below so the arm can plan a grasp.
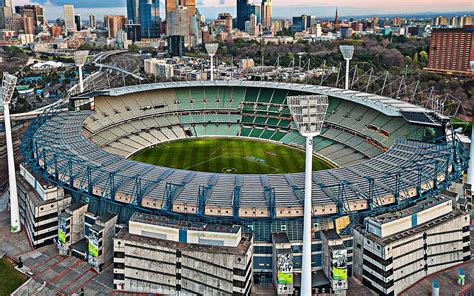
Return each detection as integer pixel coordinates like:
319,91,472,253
339,45,355,60
1,73,18,104
205,43,219,56
287,95,329,136
74,50,89,66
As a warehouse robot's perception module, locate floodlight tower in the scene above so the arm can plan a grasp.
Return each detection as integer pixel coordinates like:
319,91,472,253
1,73,20,233
339,45,354,90
288,95,329,295
205,43,219,81
74,50,89,93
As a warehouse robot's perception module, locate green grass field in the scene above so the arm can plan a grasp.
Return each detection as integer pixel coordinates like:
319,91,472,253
0,257,28,295
130,137,333,174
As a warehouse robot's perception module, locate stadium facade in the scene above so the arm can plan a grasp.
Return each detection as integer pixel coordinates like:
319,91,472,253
20,80,469,294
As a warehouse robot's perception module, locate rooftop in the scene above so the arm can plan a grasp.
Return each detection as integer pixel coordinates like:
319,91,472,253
369,196,448,225
68,202,87,212
130,212,241,234
355,208,467,246
116,227,252,256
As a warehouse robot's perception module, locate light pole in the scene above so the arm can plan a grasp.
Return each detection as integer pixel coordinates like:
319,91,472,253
205,43,218,81
339,45,354,90
287,95,328,296
74,50,89,93
1,73,20,233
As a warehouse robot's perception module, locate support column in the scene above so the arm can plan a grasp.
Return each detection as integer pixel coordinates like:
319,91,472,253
210,55,214,82
467,127,474,186
301,135,313,295
345,58,350,90
79,65,84,93
3,103,20,233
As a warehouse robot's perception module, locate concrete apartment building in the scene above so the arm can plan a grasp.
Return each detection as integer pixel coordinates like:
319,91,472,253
17,164,71,248
352,196,471,296
113,212,253,295
426,27,474,76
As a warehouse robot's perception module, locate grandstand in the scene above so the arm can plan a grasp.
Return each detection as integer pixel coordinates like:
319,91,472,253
22,80,468,283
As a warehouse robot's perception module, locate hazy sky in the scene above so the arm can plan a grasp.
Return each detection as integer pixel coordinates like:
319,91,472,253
12,0,474,20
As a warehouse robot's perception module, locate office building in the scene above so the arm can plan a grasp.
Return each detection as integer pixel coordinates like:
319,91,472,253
248,13,259,36
89,14,96,29
63,5,75,33
17,164,72,249
340,26,353,38
0,0,13,29
353,197,471,296
106,15,127,38
261,0,272,28
426,27,474,76
168,35,184,57
217,12,233,32
167,6,189,44
127,0,161,39
14,5,44,29
248,4,261,25
113,213,253,295
74,14,81,31
432,16,449,26
236,0,249,31
292,15,308,32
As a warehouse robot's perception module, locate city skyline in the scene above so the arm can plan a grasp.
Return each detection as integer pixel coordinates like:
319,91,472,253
11,0,474,20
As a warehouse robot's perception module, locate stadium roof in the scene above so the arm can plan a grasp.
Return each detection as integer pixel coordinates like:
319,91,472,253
100,80,430,117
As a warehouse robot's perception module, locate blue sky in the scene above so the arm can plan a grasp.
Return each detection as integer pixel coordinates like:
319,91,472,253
13,0,474,20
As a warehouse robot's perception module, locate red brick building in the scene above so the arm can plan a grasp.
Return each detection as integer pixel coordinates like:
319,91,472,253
426,27,474,76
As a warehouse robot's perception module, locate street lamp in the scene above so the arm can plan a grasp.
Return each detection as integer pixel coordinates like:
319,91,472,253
1,73,20,233
205,43,218,82
287,94,329,296
74,50,89,93
339,45,354,90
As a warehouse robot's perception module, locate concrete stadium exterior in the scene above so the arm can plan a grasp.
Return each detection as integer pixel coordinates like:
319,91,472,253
21,80,468,286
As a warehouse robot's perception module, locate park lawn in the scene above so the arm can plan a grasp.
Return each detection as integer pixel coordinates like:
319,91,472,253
0,257,28,296
130,137,333,174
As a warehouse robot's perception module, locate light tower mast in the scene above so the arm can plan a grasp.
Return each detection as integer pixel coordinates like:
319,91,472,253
288,95,329,295
339,45,354,90
74,50,89,93
205,43,219,82
1,73,20,233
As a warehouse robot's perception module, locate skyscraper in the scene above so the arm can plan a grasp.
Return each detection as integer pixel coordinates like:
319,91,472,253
248,4,261,25
127,0,161,39
236,0,249,31
166,0,196,23
107,16,127,38
167,6,189,44
63,5,75,33
89,14,96,29
0,0,13,29
74,14,81,31
15,5,44,28
261,0,271,29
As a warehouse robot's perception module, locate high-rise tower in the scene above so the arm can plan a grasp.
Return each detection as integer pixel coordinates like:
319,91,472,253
261,0,272,29
127,0,160,39
236,0,249,31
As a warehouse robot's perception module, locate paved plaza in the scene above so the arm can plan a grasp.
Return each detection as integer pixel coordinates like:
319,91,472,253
0,210,114,296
